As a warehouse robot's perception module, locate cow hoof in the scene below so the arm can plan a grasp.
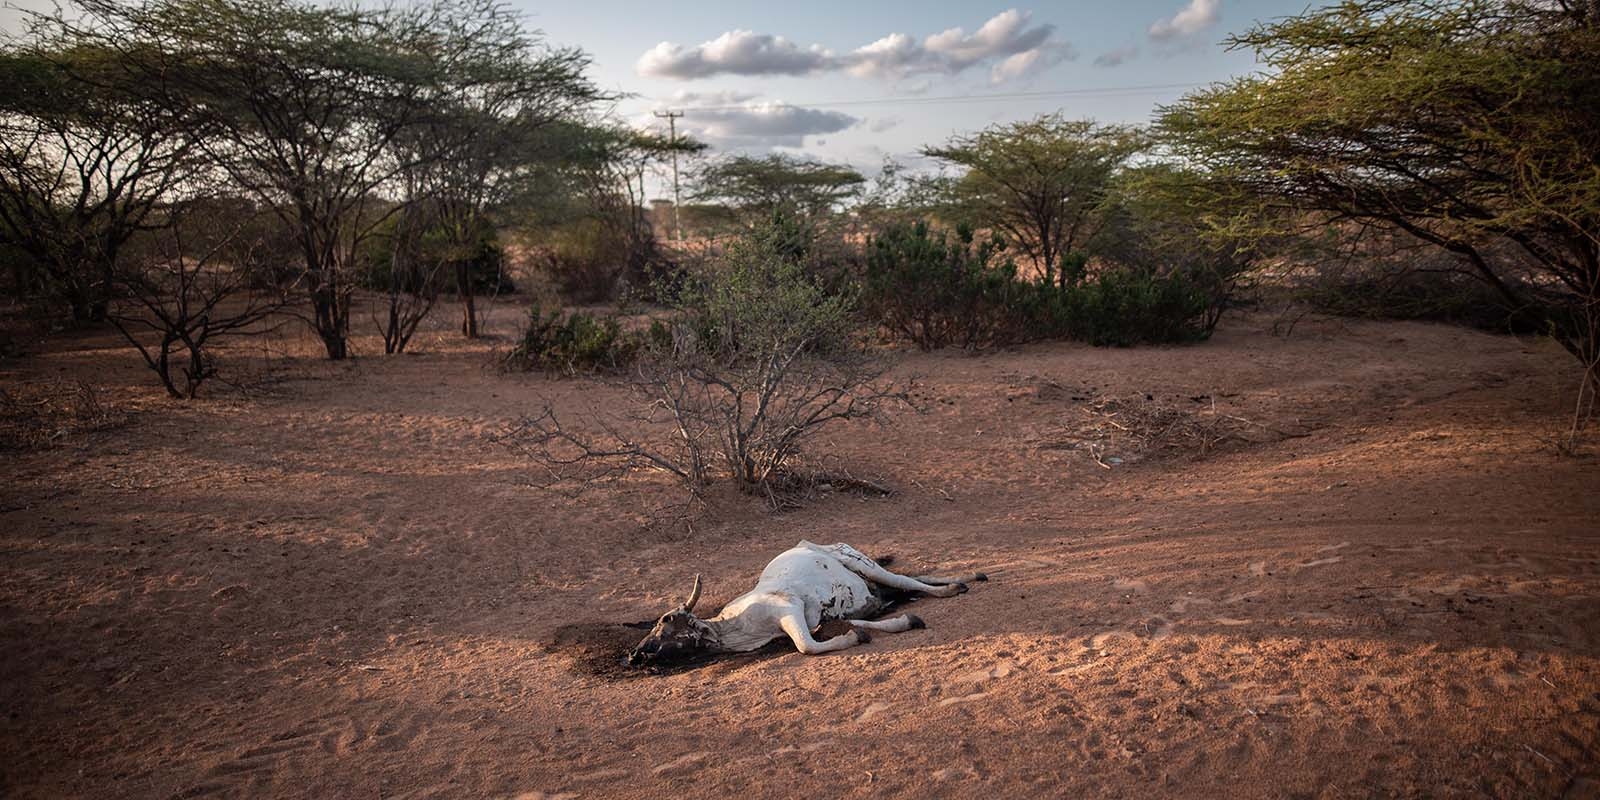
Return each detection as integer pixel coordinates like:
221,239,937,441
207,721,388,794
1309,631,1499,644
854,628,872,644
973,572,989,582
953,582,969,595
906,614,926,629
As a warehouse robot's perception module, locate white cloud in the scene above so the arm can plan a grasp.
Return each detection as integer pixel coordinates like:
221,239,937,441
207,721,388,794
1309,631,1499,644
1093,44,1139,67
868,117,902,134
989,41,1076,83
921,9,1052,71
846,33,924,79
637,10,1073,84
1149,0,1221,41
656,96,860,149
637,31,832,79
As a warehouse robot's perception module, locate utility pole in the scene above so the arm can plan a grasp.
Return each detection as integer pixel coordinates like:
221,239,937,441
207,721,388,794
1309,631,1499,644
654,109,684,241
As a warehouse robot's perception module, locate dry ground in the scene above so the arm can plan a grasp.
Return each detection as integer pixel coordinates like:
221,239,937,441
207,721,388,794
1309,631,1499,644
2,302,1598,799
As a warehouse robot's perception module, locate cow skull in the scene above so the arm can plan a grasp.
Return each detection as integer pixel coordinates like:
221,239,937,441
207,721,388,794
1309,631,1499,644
627,574,715,665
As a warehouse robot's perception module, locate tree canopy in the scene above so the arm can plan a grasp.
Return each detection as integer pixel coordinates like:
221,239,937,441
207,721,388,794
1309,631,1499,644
0,42,194,321
692,153,865,223
33,0,605,358
1160,0,1600,371
922,115,1146,286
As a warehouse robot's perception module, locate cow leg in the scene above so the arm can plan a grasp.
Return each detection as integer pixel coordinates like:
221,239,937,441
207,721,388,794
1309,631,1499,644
849,614,925,634
829,545,966,597
779,608,865,655
913,572,988,586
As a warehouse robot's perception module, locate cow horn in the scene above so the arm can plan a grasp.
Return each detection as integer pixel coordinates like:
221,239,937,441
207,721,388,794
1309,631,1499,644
681,573,702,613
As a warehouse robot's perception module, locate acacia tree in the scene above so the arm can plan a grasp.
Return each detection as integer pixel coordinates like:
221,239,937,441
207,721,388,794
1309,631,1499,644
1095,163,1285,330
108,202,287,398
505,120,704,301
566,124,704,292
922,115,1146,287
55,0,594,359
1160,0,1600,391
365,200,446,355
692,154,864,226
394,14,603,338
0,43,193,323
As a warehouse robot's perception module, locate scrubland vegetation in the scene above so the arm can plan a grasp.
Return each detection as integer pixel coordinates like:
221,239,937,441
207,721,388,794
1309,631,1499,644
3,3,1599,797
4,0,1594,413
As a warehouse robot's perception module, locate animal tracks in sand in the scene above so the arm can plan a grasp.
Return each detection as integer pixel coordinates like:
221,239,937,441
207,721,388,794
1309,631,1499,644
1168,596,1214,614
938,691,992,707
1089,630,1140,651
651,750,713,776
174,713,347,796
855,702,892,723
1247,544,1346,575
932,765,981,781
935,659,1017,707
769,741,830,759
1297,556,1344,569
955,661,1014,683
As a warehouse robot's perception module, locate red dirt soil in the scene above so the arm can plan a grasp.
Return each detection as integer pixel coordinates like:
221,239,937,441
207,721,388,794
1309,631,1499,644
2,304,1598,798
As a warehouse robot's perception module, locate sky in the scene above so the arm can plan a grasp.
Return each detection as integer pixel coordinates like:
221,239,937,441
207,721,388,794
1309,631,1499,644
1,0,1332,196
511,0,1330,174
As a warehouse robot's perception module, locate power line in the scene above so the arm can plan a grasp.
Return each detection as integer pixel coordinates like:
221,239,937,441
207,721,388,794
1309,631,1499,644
637,82,1211,113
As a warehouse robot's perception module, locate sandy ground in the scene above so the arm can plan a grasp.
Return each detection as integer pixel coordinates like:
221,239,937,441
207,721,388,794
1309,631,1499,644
2,301,1598,799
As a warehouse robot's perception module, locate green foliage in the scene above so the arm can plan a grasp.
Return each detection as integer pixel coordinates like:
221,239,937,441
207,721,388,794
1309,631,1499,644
862,220,1220,350
529,217,636,303
505,307,654,375
861,222,1024,350
922,115,1147,285
0,39,192,323
360,212,510,295
508,221,901,500
1159,0,1600,373
692,154,865,226
512,122,701,302
670,218,858,364
646,220,895,492
33,0,605,357
1055,268,1214,347
1298,246,1552,335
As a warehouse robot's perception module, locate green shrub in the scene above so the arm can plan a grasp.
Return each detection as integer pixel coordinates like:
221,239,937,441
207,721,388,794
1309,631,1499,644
1058,268,1214,346
533,215,679,305
861,221,1025,350
359,213,514,295
505,308,652,374
862,220,1218,349
508,220,904,500
674,220,859,364
641,220,899,492
1303,264,1547,335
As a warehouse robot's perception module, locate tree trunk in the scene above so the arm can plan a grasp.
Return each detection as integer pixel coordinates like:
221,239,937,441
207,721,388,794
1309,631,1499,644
384,291,402,355
89,256,116,322
456,261,478,338
312,286,348,360
67,292,96,325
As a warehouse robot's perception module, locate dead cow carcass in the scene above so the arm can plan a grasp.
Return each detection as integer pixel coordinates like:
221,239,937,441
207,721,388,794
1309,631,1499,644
627,541,984,664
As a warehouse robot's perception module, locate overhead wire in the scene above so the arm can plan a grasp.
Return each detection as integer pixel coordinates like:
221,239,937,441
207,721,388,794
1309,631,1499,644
626,82,1212,112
